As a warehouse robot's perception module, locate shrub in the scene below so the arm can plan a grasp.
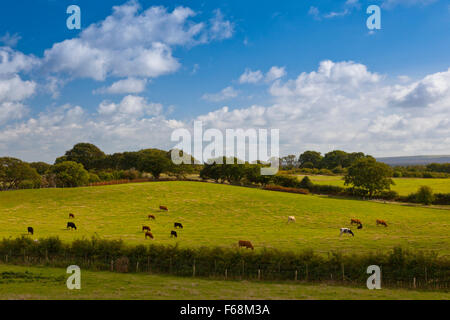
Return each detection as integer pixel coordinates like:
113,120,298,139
299,176,314,190
263,185,309,195
415,186,435,205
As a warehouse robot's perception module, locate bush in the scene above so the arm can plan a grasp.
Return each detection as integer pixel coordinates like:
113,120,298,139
263,185,309,195
299,176,314,190
416,186,435,205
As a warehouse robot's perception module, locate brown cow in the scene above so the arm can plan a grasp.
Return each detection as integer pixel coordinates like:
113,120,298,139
376,219,388,227
351,219,361,225
142,226,151,232
69,213,75,219
238,240,254,250
159,205,169,211
148,214,155,220
145,231,154,239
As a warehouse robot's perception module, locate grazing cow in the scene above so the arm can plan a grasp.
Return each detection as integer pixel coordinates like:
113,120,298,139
287,216,296,223
238,240,254,250
27,227,34,235
351,219,362,225
142,226,151,232
376,219,388,227
69,213,75,219
357,223,363,230
171,231,178,238
174,222,183,229
145,231,154,239
148,214,155,220
159,205,169,211
339,228,354,237
67,222,77,230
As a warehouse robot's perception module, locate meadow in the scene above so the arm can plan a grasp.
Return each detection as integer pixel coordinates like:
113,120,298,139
0,264,447,300
293,175,450,196
0,181,449,256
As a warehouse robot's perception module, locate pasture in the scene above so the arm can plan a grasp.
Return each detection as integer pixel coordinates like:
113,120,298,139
0,181,449,256
294,175,450,196
0,264,447,300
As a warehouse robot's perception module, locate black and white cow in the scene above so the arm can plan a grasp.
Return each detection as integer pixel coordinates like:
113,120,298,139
339,228,354,237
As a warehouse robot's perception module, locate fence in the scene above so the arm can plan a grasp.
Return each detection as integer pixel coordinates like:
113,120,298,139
0,237,449,290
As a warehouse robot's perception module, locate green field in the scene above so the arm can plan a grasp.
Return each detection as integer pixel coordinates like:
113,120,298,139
294,175,450,196
0,181,449,256
0,264,447,300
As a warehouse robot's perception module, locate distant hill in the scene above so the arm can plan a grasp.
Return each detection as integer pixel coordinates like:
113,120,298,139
377,155,450,166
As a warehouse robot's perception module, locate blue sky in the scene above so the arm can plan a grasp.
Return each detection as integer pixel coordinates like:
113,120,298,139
0,0,449,162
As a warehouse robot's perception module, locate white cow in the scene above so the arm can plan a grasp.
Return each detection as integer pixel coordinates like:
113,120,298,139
288,216,296,223
339,228,354,237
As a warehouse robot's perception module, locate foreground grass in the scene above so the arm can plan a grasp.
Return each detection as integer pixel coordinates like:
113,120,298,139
0,181,449,256
0,264,447,300
294,175,450,196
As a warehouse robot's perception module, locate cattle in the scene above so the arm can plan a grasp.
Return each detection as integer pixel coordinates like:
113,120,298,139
148,214,156,220
351,219,362,225
287,216,296,223
357,223,363,230
159,206,169,211
174,222,183,229
171,231,178,238
67,222,77,230
238,240,254,250
27,227,34,235
145,231,154,239
142,226,151,232
69,213,75,219
339,228,354,237
376,219,388,227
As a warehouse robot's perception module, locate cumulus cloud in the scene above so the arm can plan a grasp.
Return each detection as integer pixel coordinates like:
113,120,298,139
0,47,39,75
94,78,147,94
42,2,233,81
202,86,238,102
1,60,449,161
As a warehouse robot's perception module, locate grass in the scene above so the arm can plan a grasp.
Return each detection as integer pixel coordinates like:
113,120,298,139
0,264,447,300
294,175,450,196
0,181,449,256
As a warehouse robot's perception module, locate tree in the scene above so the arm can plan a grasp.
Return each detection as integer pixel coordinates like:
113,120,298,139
29,162,51,175
56,143,106,170
416,186,434,205
298,151,323,168
137,149,171,180
0,157,41,190
48,161,89,187
344,158,394,197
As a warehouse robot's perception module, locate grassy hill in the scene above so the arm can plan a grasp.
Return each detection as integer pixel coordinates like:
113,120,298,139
294,175,450,196
0,264,446,300
0,181,448,256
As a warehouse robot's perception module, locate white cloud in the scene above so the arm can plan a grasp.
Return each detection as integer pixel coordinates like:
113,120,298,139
239,66,286,84
1,61,450,161
42,2,233,81
98,95,163,119
0,47,39,75
0,32,21,47
94,78,147,94
0,75,36,103
265,66,286,82
239,69,264,84
202,86,238,102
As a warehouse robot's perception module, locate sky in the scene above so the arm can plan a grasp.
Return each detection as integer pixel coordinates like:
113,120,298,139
0,0,449,163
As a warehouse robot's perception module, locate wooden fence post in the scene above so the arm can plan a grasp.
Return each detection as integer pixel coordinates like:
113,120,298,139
295,270,298,281
193,259,196,277
111,259,114,272
225,268,228,280
136,261,139,272
258,269,261,280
